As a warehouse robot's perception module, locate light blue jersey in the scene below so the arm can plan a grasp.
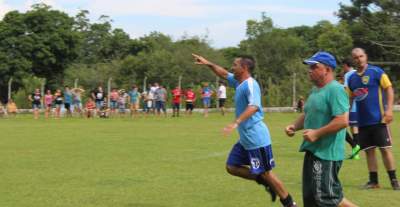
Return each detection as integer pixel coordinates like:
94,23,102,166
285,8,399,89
227,73,270,150
344,69,357,113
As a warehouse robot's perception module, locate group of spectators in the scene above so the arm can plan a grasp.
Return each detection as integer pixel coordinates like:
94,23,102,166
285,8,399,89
0,81,228,119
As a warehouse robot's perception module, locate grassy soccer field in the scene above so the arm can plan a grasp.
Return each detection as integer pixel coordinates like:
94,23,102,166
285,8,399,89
0,113,399,207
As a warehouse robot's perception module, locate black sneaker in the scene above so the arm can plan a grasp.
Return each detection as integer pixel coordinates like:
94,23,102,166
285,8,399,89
391,179,400,190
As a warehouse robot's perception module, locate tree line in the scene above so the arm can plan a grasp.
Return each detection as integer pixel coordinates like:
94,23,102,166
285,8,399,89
1,0,399,107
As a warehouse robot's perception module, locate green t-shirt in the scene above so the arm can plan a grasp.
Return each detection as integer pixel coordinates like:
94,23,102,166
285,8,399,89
300,80,349,161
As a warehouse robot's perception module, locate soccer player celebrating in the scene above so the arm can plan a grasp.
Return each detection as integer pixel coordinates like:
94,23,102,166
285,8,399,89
347,48,399,190
192,53,297,207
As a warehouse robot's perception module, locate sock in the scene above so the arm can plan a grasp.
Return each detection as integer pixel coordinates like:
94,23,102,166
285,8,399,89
388,170,397,181
280,194,294,207
353,133,359,145
345,132,356,148
370,171,378,184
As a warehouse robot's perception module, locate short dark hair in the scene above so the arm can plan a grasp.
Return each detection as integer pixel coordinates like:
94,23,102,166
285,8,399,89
237,55,256,72
342,58,353,67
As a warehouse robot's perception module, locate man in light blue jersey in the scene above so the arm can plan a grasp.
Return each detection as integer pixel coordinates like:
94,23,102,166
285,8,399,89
192,53,297,207
342,59,361,160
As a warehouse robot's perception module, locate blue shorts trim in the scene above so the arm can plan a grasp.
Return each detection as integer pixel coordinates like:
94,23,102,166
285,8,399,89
226,142,275,175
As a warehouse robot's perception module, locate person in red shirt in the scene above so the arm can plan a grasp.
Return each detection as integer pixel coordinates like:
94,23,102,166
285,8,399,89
85,97,96,118
171,86,182,117
184,87,196,116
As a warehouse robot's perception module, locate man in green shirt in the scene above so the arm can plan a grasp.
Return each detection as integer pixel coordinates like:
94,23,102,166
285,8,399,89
285,52,357,207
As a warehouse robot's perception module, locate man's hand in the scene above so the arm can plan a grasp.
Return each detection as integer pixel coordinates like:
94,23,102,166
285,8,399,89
223,122,238,136
285,124,296,137
303,129,319,142
192,53,212,66
383,110,393,124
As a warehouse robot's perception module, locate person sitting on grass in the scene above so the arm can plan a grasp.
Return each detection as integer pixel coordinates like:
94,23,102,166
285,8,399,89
0,102,6,118
85,97,96,118
99,101,110,118
6,99,17,117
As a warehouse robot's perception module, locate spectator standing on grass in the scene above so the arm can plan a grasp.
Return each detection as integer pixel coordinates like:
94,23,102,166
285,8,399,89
201,82,213,117
92,86,106,111
72,87,84,116
118,89,128,116
171,86,182,117
217,81,227,116
149,83,159,114
64,86,73,117
184,87,196,116
128,85,140,118
54,89,63,119
109,88,119,116
28,88,42,119
155,85,167,116
44,89,53,118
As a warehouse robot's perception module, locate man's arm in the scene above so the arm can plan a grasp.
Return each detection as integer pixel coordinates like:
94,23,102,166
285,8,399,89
285,114,305,137
223,106,258,135
192,53,229,79
384,86,394,124
303,113,349,142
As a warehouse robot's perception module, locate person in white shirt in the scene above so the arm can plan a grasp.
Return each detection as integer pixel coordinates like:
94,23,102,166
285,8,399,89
149,83,159,114
217,81,227,115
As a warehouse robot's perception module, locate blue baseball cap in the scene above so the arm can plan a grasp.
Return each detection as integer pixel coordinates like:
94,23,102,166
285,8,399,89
303,51,337,69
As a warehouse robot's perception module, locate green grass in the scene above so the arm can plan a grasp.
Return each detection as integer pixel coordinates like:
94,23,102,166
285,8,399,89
0,113,399,207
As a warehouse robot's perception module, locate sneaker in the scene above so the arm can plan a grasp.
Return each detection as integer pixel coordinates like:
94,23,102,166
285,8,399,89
391,179,400,190
285,202,297,207
348,145,361,160
362,181,380,189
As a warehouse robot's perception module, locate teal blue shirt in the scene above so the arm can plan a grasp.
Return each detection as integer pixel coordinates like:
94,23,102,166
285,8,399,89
300,80,349,161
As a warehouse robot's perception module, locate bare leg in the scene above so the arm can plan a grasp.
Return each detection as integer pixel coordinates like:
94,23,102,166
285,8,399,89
338,198,358,207
380,148,396,171
365,148,378,172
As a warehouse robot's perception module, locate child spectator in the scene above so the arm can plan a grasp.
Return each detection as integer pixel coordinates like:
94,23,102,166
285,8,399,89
6,99,17,117
85,97,96,118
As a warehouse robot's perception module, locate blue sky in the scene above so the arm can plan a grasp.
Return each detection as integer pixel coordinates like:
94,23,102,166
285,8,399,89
0,0,351,48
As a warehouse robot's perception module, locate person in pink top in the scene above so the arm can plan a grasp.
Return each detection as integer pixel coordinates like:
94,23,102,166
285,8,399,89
109,88,119,116
44,89,53,118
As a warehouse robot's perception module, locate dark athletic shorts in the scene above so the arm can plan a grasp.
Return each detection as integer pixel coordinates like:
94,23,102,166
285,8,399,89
186,102,194,111
172,103,180,110
303,151,343,207
64,103,71,110
359,123,392,150
219,98,226,107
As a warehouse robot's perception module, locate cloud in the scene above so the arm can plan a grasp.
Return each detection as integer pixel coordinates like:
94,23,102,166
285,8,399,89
87,0,215,18
0,0,13,19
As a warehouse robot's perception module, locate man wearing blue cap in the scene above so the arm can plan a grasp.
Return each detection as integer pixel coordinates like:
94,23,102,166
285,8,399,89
285,51,357,207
